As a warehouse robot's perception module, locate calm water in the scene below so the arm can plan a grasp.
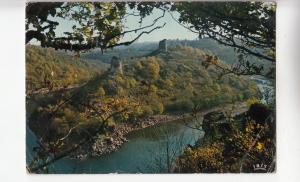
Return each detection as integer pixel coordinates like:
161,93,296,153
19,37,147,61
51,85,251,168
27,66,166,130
27,119,204,173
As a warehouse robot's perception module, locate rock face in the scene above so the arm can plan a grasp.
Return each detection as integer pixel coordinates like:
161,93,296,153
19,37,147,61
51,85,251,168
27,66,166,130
92,134,128,156
246,103,275,137
247,103,273,125
159,39,167,52
91,114,189,156
201,111,232,144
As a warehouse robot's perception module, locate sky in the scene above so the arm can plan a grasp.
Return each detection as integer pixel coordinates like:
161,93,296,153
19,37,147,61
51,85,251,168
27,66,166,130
120,8,198,42
50,7,198,44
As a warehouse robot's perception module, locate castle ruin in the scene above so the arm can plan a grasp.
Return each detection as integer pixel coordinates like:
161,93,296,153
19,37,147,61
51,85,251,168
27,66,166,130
110,56,123,75
158,39,167,52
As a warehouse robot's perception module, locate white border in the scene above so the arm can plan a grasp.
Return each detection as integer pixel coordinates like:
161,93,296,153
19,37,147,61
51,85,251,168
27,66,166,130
0,0,300,181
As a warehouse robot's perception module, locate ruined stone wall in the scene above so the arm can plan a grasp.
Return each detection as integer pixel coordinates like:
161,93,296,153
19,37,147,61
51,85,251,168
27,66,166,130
110,57,123,75
159,39,167,52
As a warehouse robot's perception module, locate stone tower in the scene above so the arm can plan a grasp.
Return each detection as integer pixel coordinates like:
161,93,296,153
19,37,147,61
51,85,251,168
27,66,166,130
158,39,167,52
110,56,123,75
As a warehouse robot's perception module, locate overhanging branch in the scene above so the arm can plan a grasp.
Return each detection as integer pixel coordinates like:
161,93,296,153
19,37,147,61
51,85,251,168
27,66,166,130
106,23,166,49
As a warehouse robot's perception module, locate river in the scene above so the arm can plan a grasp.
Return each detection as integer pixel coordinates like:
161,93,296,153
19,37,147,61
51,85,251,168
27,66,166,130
250,75,275,105
26,76,274,173
27,118,203,173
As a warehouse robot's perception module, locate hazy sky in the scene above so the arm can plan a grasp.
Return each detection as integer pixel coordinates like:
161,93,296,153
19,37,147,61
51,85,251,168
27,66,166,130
51,8,198,44
121,8,198,42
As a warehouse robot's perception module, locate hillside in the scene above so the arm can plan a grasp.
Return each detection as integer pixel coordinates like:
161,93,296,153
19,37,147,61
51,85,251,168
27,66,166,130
27,44,263,172
26,45,106,93
28,44,261,125
99,45,260,115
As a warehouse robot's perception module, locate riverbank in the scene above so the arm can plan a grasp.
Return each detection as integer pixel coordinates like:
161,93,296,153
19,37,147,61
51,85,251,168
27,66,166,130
26,83,83,96
79,101,249,159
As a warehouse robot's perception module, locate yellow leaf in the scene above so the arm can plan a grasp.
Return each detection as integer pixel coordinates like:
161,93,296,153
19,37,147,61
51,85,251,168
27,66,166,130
256,142,264,151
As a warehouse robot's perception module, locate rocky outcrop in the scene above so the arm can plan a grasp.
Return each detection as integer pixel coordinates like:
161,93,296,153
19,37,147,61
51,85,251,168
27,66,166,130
91,114,189,156
198,111,234,145
92,133,128,155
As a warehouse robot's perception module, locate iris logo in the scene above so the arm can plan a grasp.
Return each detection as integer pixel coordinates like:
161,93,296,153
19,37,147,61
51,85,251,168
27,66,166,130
253,163,267,171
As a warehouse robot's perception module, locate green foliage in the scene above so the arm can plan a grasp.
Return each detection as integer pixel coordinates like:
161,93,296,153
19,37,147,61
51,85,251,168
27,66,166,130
26,2,126,50
141,106,154,117
174,104,275,173
26,2,275,172
166,99,195,113
28,45,260,124
135,57,161,81
26,45,102,91
96,87,106,97
174,2,275,62
28,73,141,149
26,2,169,52
151,101,164,114
26,1,275,65
95,45,259,117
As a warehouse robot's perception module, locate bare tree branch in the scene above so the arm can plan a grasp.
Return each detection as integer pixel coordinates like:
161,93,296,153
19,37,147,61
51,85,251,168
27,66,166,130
105,23,166,49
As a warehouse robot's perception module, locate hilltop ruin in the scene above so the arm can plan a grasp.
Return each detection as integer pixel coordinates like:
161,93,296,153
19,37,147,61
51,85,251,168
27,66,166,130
158,39,167,52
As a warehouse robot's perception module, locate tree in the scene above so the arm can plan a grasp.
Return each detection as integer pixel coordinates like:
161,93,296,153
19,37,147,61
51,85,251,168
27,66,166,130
27,74,141,173
174,105,275,173
170,2,275,62
26,2,275,63
145,57,161,81
26,2,168,53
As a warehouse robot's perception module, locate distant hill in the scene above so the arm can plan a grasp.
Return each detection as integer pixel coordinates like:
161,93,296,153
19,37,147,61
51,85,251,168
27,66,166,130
81,42,156,63
81,38,273,71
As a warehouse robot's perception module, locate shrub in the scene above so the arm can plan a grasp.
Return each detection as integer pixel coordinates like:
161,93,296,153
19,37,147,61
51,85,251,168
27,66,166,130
96,87,106,97
174,108,275,173
142,106,154,117
151,102,164,114
174,143,224,173
166,99,194,113
246,97,260,106
149,84,158,94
